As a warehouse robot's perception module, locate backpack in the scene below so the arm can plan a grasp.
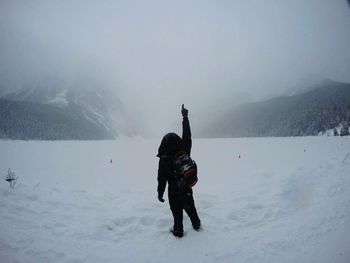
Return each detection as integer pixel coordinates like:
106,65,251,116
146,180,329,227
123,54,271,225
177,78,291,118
173,151,198,190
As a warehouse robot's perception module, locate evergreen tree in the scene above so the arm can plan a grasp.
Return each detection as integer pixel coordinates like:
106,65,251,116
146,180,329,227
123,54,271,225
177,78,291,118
334,128,339,136
340,122,349,136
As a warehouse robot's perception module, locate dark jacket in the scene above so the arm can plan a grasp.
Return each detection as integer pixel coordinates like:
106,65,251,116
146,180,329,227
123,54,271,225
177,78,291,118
157,117,192,196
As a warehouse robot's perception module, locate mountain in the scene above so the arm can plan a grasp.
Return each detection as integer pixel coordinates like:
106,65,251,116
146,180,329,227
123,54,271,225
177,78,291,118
282,77,335,97
195,80,350,138
0,99,116,140
0,80,137,140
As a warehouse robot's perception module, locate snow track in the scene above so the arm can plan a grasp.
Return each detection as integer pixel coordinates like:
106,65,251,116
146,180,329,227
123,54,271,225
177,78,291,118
0,137,349,262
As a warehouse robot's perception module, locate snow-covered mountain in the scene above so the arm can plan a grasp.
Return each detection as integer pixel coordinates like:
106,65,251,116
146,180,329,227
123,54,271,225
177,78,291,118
1,79,137,140
195,80,350,138
282,78,335,97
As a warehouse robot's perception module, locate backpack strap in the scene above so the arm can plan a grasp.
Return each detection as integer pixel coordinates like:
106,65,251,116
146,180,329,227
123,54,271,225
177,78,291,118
174,150,186,158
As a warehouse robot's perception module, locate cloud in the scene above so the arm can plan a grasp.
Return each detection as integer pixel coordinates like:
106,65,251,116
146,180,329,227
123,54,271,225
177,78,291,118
1,0,350,136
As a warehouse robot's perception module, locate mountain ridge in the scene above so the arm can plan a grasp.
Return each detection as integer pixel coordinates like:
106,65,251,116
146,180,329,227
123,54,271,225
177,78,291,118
195,80,350,138
0,81,137,140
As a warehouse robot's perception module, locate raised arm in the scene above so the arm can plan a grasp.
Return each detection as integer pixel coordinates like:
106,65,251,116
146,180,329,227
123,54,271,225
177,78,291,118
181,104,192,155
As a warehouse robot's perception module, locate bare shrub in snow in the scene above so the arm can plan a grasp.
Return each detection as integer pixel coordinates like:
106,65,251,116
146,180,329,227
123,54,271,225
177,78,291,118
5,168,18,189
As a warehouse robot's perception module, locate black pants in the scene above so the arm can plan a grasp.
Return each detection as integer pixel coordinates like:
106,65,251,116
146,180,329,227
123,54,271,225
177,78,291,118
168,189,200,232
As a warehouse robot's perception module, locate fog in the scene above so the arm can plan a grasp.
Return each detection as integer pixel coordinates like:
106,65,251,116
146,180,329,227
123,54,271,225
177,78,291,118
1,0,350,136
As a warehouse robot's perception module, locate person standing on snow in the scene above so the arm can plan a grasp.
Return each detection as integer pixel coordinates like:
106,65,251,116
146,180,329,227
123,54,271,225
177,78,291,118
157,104,201,237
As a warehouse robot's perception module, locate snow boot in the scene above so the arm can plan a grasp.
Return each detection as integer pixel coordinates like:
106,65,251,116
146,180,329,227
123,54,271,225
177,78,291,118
171,229,184,238
193,222,201,231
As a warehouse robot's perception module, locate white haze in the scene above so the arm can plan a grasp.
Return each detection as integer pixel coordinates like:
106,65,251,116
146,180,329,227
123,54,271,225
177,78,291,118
1,0,350,136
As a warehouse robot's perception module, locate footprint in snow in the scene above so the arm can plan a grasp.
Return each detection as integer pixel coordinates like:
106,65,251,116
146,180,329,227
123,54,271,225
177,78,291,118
227,203,273,227
113,216,137,226
198,199,213,210
157,218,172,227
103,224,114,231
139,215,155,226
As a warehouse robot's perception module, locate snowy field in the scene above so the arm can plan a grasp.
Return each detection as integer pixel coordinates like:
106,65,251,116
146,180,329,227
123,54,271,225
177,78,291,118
1,137,350,263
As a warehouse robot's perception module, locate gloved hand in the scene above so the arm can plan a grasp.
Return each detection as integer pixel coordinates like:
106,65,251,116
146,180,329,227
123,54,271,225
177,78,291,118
181,104,188,118
158,193,165,203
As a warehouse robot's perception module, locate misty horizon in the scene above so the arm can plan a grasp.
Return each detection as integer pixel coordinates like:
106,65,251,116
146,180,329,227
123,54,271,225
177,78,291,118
1,0,350,136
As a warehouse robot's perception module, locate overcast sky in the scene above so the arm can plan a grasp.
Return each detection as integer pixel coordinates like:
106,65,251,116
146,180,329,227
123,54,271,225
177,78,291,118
1,0,350,135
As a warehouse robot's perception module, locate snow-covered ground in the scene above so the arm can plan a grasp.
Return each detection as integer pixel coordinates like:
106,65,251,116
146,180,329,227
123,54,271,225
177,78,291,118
1,137,350,263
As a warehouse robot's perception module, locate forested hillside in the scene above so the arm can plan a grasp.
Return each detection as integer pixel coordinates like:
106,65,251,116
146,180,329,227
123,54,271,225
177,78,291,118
196,81,350,137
